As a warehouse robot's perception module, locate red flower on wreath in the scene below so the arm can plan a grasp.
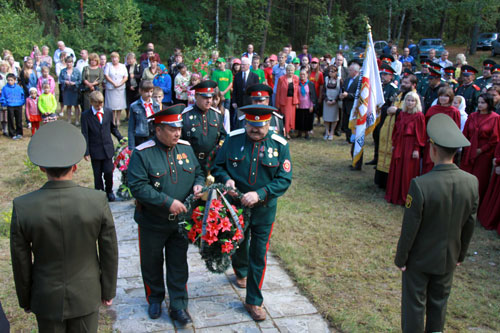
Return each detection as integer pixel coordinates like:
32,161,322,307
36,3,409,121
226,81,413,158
232,229,243,241
194,219,203,234
219,216,232,232
206,209,218,223
210,199,224,213
202,233,218,245
191,207,204,222
221,241,234,253
187,228,198,243
205,221,220,236
238,214,245,229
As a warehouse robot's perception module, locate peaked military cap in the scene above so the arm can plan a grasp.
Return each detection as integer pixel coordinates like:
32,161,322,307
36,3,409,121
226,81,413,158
492,64,500,74
443,66,456,75
148,104,185,127
428,61,442,71
28,120,86,168
380,64,396,75
402,68,414,77
193,80,217,97
380,54,394,63
428,67,442,78
427,113,470,148
483,59,496,68
461,65,478,76
246,83,273,100
239,105,277,127
420,59,431,67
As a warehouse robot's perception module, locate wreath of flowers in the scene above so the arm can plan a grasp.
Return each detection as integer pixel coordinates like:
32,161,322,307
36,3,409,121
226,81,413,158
113,138,133,200
178,183,251,273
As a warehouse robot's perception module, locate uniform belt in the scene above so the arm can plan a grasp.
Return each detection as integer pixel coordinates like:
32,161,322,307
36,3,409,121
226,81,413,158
168,214,177,221
198,152,206,159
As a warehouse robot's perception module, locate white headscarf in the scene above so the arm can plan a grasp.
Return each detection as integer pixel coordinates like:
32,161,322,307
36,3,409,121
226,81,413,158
454,95,467,131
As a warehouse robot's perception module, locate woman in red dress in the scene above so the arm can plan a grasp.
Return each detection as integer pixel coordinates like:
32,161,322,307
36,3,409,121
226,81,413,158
422,87,461,174
275,64,299,139
385,91,426,205
461,93,500,201
478,140,500,233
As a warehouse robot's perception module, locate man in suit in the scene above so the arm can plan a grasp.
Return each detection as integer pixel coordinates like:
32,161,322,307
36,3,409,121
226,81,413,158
395,113,478,332
10,121,118,333
81,90,124,202
232,57,260,121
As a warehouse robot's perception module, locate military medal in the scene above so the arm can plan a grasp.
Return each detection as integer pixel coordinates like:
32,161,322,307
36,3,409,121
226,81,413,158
189,115,193,120
233,162,238,167
154,181,160,188
186,159,189,163
182,153,187,159
241,146,244,151
191,127,196,132
178,160,183,165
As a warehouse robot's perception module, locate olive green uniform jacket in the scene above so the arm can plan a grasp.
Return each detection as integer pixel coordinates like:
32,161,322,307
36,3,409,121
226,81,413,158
10,180,118,321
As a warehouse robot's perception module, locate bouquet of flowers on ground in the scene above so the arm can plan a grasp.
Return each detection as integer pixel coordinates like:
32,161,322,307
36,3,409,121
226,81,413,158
113,138,133,200
179,183,251,273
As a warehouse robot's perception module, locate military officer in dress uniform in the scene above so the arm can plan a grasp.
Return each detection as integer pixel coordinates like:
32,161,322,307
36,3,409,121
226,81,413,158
366,64,398,165
416,59,431,96
380,54,401,84
212,105,292,322
10,121,118,333
423,67,445,113
491,64,500,87
475,59,496,92
181,80,227,175
235,83,285,136
395,113,478,333
127,105,205,325
455,65,481,115
443,66,458,90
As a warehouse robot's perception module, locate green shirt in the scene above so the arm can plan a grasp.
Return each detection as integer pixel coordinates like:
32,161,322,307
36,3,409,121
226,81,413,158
211,69,233,99
251,68,266,84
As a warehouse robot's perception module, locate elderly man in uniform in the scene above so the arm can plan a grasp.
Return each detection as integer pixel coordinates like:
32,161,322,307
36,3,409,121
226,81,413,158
475,59,496,92
212,105,292,321
395,113,478,333
235,83,285,136
455,65,481,115
181,80,227,176
416,59,431,96
10,121,118,333
127,105,205,325
423,66,445,113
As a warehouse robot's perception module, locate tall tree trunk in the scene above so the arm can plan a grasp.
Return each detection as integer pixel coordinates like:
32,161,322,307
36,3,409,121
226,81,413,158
388,0,392,40
260,0,273,56
396,10,405,45
452,14,459,42
403,10,412,48
215,0,220,48
305,0,312,44
26,0,59,34
469,22,479,55
290,0,296,45
80,0,84,27
438,10,447,39
328,0,333,17
225,4,233,45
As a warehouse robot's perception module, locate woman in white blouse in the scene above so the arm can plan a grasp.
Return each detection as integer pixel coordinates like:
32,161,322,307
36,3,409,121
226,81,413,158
104,52,128,126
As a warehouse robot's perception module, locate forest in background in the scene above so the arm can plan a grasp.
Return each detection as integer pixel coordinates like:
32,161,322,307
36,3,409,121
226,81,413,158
1,0,500,62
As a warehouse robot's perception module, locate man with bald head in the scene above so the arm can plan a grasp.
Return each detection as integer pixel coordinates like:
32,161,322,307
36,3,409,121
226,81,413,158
53,41,75,65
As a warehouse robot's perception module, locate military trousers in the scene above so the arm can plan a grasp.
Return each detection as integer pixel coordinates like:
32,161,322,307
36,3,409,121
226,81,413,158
138,225,189,310
401,267,455,333
232,204,277,306
36,311,98,333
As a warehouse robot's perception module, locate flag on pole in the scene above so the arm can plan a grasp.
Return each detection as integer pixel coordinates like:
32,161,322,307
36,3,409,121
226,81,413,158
348,24,385,167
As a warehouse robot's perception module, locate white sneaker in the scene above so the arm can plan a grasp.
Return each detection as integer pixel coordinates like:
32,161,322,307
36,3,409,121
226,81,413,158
328,135,334,141
323,134,328,140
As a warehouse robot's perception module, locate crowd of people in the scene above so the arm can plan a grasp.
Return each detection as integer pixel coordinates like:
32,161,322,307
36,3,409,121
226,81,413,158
3,38,500,332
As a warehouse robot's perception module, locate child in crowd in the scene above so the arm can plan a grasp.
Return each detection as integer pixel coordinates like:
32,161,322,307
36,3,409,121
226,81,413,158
187,73,201,107
36,66,56,95
25,87,40,135
0,60,10,136
152,86,164,111
212,88,231,133
38,82,58,123
0,73,25,139
128,80,160,150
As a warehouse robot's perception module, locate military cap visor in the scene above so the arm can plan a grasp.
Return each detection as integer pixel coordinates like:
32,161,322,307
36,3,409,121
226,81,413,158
148,104,185,127
380,64,395,75
246,84,273,100
427,113,470,148
28,121,86,168
239,105,277,127
461,65,478,76
483,59,496,68
193,80,218,97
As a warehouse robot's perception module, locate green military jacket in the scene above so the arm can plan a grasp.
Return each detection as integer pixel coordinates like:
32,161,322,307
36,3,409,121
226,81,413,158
455,83,481,115
236,112,285,137
128,137,205,231
181,104,227,170
395,164,478,275
212,128,292,207
10,180,118,321
474,75,492,91
415,72,429,96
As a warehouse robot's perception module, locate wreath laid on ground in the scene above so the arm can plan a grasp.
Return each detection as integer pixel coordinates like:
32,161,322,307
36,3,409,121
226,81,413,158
178,183,251,273
113,138,133,200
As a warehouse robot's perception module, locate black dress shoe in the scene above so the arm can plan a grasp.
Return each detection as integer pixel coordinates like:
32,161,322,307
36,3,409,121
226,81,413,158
349,165,361,171
365,159,377,165
334,131,341,137
169,309,192,326
107,192,116,202
148,302,162,319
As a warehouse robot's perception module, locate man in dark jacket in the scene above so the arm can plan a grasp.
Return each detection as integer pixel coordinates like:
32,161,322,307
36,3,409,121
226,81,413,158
81,90,123,201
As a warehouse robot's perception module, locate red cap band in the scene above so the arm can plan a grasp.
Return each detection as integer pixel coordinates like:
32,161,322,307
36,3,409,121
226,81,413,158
444,68,454,74
153,114,182,124
196,87,214,94
380,68,393,74
245,113,272,123
250,91,270,97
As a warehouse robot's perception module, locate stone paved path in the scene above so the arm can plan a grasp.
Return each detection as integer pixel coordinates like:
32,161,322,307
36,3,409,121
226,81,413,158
108,200,332,332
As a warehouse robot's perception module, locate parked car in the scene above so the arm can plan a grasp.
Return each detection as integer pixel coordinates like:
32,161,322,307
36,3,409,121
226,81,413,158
491,34,500,56
477,32,498,50
351,40,388,59
418,38,445,60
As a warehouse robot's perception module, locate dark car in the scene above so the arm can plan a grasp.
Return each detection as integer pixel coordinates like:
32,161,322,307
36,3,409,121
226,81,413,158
418,38,445,60
477,32,499,50
351,40,388,59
